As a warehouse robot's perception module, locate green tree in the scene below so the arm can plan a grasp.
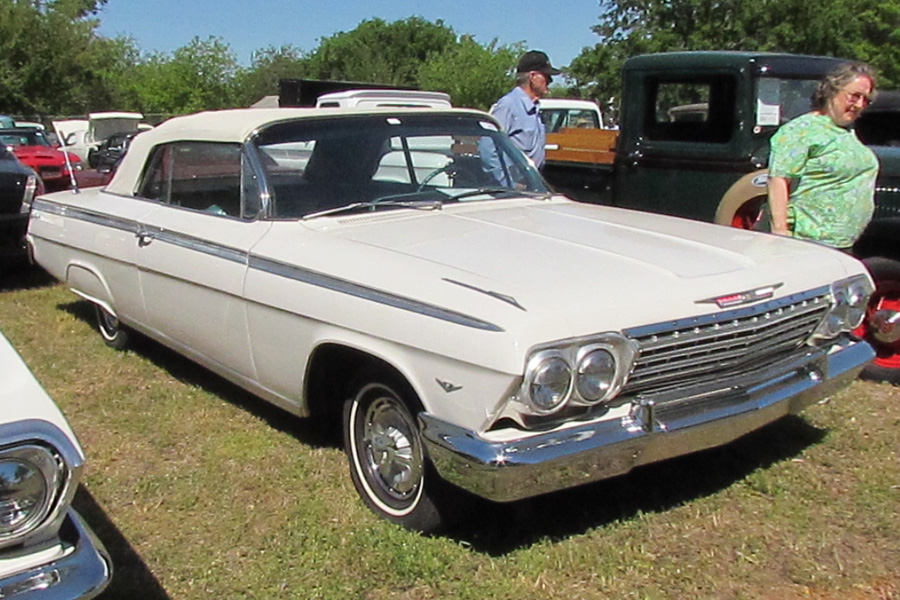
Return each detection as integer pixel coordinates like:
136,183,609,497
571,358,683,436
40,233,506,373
305,17,457,86
130,36,240,114
419,37,524,110
0,0,116,115
570,0,900,104
234,45,311,107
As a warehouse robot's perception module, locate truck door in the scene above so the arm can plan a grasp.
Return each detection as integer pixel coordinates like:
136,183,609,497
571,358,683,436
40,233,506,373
614,73,747,222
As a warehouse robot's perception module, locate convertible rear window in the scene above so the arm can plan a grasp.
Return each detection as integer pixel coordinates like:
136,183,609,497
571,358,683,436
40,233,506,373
252,114,547,219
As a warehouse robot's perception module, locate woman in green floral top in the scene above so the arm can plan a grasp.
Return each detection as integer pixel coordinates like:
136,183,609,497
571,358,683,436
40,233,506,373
767,62,879,250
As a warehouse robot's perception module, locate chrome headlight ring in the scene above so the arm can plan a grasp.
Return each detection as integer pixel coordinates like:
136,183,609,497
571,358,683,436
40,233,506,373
523,350,572,415
815,274,874,339
519,333,638,417
0,444,62,544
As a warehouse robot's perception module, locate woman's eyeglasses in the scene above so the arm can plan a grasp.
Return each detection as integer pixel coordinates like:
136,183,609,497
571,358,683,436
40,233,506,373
843,90,871,106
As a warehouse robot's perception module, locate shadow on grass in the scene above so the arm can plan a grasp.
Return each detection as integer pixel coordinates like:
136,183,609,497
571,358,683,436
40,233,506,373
58,299,337,449
449,415,827,555
0,263,55,292
73,486,171,600
58,299,829,555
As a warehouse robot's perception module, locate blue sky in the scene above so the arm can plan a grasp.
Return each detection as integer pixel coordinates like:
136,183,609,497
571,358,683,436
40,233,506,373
95,0,602,70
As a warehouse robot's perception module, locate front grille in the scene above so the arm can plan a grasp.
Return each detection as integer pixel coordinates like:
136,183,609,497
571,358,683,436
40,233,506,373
622,288,831,396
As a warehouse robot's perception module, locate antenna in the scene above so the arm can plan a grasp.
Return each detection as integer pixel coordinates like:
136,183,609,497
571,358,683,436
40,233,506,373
53,121,80,194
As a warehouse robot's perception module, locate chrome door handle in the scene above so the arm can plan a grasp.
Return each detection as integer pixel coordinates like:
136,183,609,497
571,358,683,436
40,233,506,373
136,232,154,247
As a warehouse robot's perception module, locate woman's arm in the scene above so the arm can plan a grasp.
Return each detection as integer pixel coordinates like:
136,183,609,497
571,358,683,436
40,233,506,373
766,176,792,236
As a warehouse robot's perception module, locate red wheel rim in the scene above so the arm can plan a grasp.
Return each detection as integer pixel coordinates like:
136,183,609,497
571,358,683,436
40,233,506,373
853,280,900,370
730,198,765,230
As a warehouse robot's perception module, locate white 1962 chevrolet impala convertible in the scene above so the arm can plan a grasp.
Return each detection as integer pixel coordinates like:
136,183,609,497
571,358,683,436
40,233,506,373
26,107,875,531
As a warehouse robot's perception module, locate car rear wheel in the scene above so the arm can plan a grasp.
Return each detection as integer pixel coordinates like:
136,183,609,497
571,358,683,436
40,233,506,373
343,374,452,532
856,257,900,384
95,304,130,350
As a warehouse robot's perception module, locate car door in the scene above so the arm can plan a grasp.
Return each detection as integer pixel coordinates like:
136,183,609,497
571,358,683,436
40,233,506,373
134,141,270,380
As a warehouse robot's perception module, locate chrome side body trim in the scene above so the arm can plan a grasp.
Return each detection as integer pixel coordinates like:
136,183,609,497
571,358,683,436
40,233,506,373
141,227,247,265
32,198,502,332
421,339,873,502
249,256,503,332
32,200,139,236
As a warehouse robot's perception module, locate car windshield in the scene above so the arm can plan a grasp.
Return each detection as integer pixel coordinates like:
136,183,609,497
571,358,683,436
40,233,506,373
0,129,52,148
754,77,820,130
253,113,548,219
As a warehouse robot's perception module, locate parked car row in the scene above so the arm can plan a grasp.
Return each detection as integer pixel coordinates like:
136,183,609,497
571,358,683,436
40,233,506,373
0,127,82,192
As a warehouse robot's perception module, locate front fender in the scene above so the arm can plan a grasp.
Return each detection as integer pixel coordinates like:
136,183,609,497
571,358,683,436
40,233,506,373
714,169,769,225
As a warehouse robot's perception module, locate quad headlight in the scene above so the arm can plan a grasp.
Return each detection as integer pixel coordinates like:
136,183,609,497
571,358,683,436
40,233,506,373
0,445,63,544
519,334,638,417
815,275,874,339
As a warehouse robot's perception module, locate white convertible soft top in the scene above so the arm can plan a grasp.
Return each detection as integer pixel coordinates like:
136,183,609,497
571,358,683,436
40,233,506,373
106,107,489,195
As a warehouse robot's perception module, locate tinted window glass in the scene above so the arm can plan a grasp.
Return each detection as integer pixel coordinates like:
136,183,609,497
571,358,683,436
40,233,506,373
138,142,245,217
645,77,736,143
254,114,547,219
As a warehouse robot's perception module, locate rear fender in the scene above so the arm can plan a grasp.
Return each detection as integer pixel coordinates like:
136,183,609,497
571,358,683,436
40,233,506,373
66,262,117,317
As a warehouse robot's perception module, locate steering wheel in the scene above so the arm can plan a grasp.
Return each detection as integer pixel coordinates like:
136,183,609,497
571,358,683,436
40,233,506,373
417,164,455,192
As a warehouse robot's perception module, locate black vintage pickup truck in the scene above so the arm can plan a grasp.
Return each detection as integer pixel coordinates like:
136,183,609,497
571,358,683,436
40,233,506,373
543,51,900,384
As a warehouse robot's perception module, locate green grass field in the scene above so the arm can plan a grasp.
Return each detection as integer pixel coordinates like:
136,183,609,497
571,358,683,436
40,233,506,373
2,268,897,599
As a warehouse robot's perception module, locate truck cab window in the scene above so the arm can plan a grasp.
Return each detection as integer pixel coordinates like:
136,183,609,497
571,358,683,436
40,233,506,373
646,77,736,144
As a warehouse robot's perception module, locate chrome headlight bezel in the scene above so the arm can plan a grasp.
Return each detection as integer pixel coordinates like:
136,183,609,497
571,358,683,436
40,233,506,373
0,444,62,545
0,420,82,551
518,333,639,417
814,274,874,339
523,350,572,414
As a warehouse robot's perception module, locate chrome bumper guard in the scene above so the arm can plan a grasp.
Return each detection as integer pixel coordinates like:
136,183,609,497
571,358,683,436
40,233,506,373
0,509,111,600
421,339,874,503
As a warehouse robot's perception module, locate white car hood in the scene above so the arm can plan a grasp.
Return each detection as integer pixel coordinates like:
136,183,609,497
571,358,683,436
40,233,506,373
301,197,862,339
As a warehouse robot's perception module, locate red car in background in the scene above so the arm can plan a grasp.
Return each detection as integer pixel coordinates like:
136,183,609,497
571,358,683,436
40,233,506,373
0,127,82,191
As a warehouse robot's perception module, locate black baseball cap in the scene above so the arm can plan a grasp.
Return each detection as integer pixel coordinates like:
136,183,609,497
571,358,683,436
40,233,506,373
516,50,562,75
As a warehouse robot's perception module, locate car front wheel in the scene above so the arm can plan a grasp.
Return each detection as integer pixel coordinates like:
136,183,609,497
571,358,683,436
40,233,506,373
343,375,449,532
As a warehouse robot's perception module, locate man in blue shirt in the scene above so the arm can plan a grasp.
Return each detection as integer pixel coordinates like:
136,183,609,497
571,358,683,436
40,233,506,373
491,50,560,169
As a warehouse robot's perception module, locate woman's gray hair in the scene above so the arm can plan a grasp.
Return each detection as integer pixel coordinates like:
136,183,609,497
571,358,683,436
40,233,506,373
811,62,878,110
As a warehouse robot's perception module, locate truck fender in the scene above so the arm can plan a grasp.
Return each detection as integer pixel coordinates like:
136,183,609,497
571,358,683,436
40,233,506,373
714,169,769,228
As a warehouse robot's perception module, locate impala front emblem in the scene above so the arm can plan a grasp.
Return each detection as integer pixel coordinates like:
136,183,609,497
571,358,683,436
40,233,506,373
697,283,783,308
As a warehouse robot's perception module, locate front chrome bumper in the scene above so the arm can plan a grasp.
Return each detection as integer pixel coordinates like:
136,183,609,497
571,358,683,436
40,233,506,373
0,509,111,600
421,339,874,503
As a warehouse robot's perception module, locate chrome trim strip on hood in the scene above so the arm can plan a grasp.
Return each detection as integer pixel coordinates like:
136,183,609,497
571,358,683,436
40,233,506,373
250,255,504,332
